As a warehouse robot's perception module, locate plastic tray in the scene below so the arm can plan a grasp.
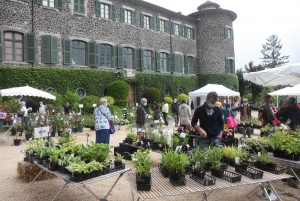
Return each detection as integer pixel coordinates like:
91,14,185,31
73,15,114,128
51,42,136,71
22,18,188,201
190,174,216,186
254,162,285,175
235,165,263,179
222,170,242,183
169,176,186,186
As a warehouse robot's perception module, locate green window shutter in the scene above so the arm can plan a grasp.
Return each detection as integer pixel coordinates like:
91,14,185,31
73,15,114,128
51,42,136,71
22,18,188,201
41,35,51,64
224,26,228,39
179,55,183,73
140,14,144,28
111,4,116,21
155,51,160,72
25,33,35,63
170,53,175,72
171,22,175,35
63,38,71,64
55,0,63,10
179,24,183,37
140,48,144,70
184,26,187,38
156,17,160,31
134,48,140,69
36,0,42,5
21,0,29,2
0,28,3,61
117,45,123,68
95,1,101,17
88,41,96,66
74,0,79,12
225,58,229,73
184,55,188,74
95,44,99,67
192,28,195,40
80,0,84,13
195,57,201,74
120,7,125,23
133,11,137,25
113,45,118,68
232,60,235,73
166,21,170,33
150,16,155,30
50,36,58,64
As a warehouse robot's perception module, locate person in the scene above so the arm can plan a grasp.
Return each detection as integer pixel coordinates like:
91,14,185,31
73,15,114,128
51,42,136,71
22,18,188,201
151,101,160,121
47,104,55,115
39,101,46,115
223,103,235,129
178,99,192,130
136,98,147,128
172,99,180,127
190,101,195,112
20,101,32,117
191,91,224,149
64,102,71,115
276,98,289,124
161,99,169,126
231,98,239,117
276,96,300,130
239,98,254,119
94,98,112,144
258,95,275,136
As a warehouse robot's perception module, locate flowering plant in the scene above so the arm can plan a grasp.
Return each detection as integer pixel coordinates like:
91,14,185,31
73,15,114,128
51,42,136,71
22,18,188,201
132,149,152,180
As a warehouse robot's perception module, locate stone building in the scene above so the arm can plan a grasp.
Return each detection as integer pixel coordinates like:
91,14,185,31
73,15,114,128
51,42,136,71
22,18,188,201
0,0,237,99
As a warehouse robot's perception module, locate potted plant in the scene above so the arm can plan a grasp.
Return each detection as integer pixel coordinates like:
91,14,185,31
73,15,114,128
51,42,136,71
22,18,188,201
157,133,168,151
189,147,209,179
126,133,137,144
13,123,23,146
206,146,224,178
132,149,152,191
114,152,124,169
255,152,276,170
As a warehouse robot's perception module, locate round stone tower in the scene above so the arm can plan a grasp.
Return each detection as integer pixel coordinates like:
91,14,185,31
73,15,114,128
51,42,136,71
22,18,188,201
189,1,237,74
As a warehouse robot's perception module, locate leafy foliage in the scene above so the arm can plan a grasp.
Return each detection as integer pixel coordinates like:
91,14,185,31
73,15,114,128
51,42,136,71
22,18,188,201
107,81,129,108
177,93,189,104
144,87,161,103
260,35,289,68
103,96,115,105
80,95,100,114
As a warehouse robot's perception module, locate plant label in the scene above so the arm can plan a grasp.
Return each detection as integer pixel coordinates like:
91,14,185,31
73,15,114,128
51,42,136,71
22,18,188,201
186,144,190,148
166,129,173,135
49,156,52,162
138,128,142,132
148,142,150,146
58,159,61,165
235,157,240,164
174,146,182,153
180,133,186,138
152,129,157,134
159,144,162,147
141,141,144,145
40,152,43,158
258,152,261,156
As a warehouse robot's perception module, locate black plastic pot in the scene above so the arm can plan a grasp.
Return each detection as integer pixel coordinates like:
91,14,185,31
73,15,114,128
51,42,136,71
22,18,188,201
51,127,56,137
114,161,123,168
192,170,205,179
13,139,21,146
210,168,224,178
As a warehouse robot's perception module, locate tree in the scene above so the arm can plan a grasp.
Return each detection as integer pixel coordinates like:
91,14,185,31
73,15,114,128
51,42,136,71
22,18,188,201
245,61,265,104
236,69,247,97
260,35,289,68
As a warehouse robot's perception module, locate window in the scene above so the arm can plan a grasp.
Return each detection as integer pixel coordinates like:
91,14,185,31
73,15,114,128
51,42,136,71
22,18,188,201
4,32,23,62
101,3,110,19
160,53,168,72
187,28,191,39
71,40,86,65
43,0,54,7
99,44,112,67
225,58,235,74
187,57,194,74
160,19,165,32
224,26,234,40
174,24,179,35
144,15,150,29
74,0,85,13
75,88,86,98
143,50,152,70
123,47,133,69
165,88,170,96
179,88,184,94
125,9,132,24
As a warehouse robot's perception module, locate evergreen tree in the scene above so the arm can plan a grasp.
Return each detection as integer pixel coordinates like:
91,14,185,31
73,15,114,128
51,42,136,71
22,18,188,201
260,35,289,68
236,69,247,97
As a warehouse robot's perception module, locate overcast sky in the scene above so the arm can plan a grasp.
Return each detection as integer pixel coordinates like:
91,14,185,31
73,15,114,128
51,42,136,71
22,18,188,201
145,0,300,71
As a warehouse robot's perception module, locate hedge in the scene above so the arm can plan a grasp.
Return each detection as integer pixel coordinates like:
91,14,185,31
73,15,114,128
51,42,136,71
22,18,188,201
144,87,161,103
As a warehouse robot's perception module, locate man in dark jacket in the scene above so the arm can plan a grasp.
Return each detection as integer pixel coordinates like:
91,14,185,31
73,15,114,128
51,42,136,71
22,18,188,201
276,96,300,130
172,99,180,127
191,91,224,149
136,98,147,128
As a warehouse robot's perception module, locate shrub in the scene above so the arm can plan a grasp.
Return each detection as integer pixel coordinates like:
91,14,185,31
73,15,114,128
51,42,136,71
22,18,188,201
107,81,129,100
164,97,173,104
144,87,161,103
177,94,189,104
44,91,64,108
108,105,123,118
80,95,100,114
114,100,128,108
63,91,81,106
103,96,115,105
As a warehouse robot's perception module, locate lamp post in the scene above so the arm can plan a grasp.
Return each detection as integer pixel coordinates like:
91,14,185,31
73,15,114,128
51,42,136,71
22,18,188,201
115,71,121,78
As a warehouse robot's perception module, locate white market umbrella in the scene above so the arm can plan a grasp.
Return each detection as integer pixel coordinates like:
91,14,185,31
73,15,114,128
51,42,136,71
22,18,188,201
243,63,300,86
189,84,240,97
268,87,294,96
0,85,56,100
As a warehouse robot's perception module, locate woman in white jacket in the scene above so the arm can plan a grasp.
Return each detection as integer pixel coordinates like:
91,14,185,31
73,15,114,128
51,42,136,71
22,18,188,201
161,100,169,126
178,99,192,129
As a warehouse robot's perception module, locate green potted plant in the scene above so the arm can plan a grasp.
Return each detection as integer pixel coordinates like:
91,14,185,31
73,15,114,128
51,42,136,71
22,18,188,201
255,152,276,170
126,133,137,144
114,152,124,169
206,146,224,178
189,147,209,179
13,123,23,146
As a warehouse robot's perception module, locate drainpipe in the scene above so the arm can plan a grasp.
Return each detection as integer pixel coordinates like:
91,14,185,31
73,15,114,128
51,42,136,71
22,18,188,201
169,15,173,54
31,0,34,67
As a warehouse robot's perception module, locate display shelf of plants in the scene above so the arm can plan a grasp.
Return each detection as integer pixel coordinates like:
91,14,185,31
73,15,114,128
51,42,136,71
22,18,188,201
238,118,262,129
254,152,284,175
22,136,125,183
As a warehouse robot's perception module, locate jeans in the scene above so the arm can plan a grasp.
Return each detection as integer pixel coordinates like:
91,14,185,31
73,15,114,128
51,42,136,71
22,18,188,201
96,129,110,144
199,136,221,149
162,112,168,126
173,113,179,126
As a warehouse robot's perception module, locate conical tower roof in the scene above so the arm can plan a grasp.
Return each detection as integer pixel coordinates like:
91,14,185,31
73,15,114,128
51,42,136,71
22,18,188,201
197,0,220,11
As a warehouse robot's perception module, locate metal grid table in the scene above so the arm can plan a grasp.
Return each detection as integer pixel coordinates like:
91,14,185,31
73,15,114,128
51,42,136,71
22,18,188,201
0,125,12,144
124,166,291,201
29,161,131,201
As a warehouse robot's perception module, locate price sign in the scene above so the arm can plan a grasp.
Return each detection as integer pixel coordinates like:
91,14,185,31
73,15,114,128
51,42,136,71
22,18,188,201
180,133,186,138
174,146,182,153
